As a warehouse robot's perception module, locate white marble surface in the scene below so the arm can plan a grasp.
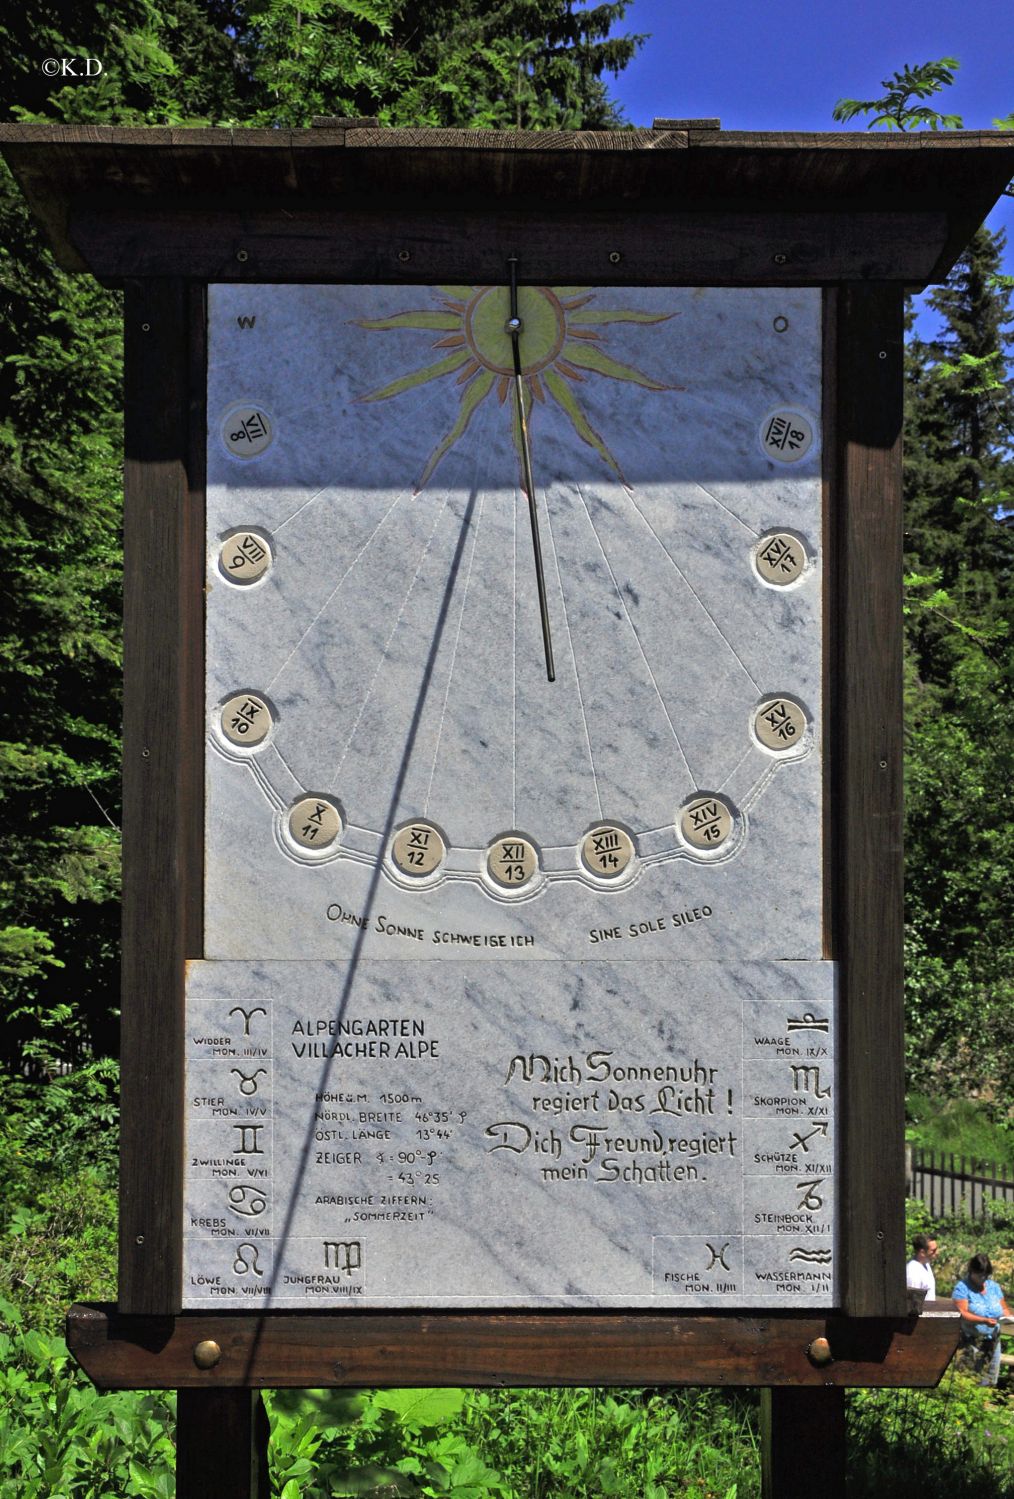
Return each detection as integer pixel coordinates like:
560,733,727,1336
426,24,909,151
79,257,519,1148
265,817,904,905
204,285,824,959
183,957,835,1309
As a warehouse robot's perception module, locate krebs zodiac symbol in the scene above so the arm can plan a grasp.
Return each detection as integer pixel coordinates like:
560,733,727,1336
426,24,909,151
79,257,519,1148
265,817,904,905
227,1185,267,1218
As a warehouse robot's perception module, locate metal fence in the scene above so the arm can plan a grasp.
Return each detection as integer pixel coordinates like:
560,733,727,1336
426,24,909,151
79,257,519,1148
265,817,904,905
907,1146,1014,1219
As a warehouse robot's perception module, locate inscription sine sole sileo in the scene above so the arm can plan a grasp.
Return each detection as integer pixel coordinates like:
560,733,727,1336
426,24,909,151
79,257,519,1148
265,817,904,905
183,960,836,1308
186,283,834,1309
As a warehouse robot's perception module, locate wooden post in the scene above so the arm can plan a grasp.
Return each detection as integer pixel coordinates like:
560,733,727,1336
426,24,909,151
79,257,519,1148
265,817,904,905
176,1390,269,1499
761,1388,846,1499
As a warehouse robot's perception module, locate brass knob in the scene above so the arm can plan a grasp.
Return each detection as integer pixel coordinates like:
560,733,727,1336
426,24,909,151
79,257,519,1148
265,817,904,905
807,1336,833,1367
193,1339,222,1370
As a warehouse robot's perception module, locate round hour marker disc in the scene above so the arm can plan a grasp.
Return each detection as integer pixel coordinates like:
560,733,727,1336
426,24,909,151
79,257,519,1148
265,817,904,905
754,697,808,752
220,693,272,747
219,530,272,584
487,835,538,889
679,795,734,851
288,796,342,849
221,406,273,459
760,408,815,463
391,821,446,877
753,532,809,587
581,825,635,879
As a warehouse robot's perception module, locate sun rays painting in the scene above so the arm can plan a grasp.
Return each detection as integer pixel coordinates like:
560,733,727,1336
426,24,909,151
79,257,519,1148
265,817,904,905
352,285,680,491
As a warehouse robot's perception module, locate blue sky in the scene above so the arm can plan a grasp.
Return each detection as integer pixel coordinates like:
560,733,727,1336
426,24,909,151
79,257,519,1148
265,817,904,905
607,0,1014,319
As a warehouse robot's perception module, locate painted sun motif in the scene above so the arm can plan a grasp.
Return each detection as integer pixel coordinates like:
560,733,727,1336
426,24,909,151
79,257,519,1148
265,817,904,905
353,286,680,490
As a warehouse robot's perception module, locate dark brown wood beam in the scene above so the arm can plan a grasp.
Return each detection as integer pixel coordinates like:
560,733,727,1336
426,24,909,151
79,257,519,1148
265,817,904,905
68,1305,958,1390
119,281,206,1313
69,205,944,286
832,284,906,1317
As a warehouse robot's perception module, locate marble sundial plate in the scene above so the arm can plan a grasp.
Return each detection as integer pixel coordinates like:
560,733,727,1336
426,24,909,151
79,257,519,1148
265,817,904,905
183,958,836,1309
189,282,836,1311
203,284,825,962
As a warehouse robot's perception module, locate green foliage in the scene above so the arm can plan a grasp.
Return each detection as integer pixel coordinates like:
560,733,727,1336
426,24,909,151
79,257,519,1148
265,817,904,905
0,1299,176,1498
906,1096,1014,1168
832,57,963,131
239,0,643,130
265,1383,761,1498
838,62,1014,1111
847,1369,1013,1496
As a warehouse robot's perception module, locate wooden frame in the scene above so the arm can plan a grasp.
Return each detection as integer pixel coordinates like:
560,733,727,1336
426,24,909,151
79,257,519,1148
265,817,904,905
114,258,909,1352
4,124,1000,1392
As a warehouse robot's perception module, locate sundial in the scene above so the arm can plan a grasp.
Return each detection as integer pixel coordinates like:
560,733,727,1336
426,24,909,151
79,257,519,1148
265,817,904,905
8,115,999,1412
185,277,834,1309
203,281,823,960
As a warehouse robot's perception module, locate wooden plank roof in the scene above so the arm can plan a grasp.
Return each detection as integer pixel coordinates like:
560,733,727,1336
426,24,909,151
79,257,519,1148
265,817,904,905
2,124,1011,284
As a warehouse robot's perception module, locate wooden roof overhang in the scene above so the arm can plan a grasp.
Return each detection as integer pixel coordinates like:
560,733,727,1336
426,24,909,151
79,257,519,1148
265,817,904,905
2,122,1012,289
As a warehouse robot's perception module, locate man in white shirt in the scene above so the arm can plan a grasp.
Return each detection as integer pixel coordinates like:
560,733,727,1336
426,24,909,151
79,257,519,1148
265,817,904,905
906,1233,938,1299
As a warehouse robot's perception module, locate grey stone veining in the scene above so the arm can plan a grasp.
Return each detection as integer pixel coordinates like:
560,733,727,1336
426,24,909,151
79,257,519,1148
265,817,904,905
183,958,836,1308
204,285,824,960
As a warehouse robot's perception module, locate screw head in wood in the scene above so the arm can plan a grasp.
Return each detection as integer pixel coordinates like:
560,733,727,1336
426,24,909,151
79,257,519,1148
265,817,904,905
807,1336,833,1366
397,249,411,262
236,249,249,262
608,251,622,264
193,1339,222,1370
772,252,788,265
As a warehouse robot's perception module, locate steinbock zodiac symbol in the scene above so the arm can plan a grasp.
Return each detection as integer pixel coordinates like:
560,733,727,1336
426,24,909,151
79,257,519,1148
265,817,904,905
227,1185,267,1217
231,1067,267,1095
233,1243,263,1276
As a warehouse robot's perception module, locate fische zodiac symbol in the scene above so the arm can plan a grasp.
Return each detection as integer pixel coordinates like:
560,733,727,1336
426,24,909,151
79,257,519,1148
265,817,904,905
705,1242,732,1272
233,1243,263,1276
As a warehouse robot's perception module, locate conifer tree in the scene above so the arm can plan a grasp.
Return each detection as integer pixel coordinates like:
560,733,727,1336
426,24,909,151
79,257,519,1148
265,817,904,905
837,63,1014,1109
0,2,642,1084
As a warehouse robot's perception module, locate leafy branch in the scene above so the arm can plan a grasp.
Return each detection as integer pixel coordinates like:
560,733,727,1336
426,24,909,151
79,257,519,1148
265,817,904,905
833,57,963,131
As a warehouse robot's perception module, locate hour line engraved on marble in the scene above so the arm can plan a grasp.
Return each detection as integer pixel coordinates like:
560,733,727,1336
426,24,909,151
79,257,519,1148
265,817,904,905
543,485,604,818
326,488,454,792
263,483,415,693
422,491,486,816
421,410,500,816
716,744,755,796
248,754,288,813
575,482,695,785
621,486,762,694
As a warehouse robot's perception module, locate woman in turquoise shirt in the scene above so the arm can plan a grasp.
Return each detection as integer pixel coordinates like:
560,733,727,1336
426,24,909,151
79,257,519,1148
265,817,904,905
952,1252,1012,1386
